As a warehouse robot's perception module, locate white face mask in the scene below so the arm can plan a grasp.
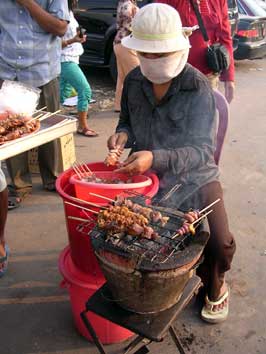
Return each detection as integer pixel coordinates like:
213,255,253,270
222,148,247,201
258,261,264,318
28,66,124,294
138,49,189,84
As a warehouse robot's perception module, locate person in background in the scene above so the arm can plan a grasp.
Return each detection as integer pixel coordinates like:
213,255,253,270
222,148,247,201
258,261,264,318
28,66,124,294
107,3,236,323
0,0,69,202
60,0,98,137
0,166,9,277
113,0,140,112
156,0,235,103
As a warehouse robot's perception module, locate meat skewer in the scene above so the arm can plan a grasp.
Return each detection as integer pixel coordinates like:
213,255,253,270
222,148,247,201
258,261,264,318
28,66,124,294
172,209,213,240
104,147,123,166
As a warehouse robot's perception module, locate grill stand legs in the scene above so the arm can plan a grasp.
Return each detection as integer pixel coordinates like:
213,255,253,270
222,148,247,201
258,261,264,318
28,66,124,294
169,326,186,354
80,312,186,354
80,311,106,354
80,276,202,354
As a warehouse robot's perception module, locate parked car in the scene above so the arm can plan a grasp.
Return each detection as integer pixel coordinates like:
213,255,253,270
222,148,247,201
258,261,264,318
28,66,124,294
228,0,240,50
234,0,266,59
75,0,238,80
75,0,152,81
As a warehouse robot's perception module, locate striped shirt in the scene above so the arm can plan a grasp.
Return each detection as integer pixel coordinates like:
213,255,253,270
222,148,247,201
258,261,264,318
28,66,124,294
0,0,69,88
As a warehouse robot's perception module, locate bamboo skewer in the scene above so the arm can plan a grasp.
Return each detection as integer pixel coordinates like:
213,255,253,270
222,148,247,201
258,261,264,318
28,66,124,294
199,198,220,214
158,183,182,203
27,113,44,123
89,192,114,202
64,201,99,215
69,196,107,209
33,106,47,115
77,161,88,176
73,161,84,178
76,161,93,177
38,109,62,121
72,164,83,179
68,216,90,222
84,164,93,175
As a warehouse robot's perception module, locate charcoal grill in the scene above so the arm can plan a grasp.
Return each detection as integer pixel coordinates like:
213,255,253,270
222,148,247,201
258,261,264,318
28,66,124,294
90,196,209,314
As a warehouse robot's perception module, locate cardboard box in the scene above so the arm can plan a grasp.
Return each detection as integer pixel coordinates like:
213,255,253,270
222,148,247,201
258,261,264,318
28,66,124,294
28,133,76,174
28,147,39,174
55,133,76,173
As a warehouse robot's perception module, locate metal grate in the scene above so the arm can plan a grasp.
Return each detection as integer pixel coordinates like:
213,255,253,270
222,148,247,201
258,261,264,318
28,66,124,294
89,195,208,270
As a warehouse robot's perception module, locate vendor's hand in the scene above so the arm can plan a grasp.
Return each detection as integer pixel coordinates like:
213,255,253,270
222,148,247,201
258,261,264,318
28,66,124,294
107,132,128,151
115,151,153,175
224,81,235,104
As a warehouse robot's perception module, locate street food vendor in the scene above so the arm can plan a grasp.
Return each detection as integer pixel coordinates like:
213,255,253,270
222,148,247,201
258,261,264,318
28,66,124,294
107,3,236,323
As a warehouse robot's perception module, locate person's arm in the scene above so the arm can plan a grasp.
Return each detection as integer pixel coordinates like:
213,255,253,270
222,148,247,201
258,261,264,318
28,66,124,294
152,83,217,175
16,0,67,37
218,0,235,102
62,32,86,49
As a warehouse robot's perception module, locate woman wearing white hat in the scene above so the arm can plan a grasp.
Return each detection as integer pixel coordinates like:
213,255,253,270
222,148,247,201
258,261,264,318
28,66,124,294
107,3,236,324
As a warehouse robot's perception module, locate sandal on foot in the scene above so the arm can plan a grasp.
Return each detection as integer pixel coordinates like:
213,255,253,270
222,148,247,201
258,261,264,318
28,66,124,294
7,185,21,210
8,196,21,210
0,244,10,278
77,128,99,137
201,288,230,324
44,181,56,192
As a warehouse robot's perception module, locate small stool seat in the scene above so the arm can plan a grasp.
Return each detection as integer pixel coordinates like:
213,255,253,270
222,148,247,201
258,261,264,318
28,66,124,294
80,275,202,354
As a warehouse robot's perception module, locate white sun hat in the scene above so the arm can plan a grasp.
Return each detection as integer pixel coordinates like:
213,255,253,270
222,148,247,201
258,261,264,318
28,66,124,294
122,3,191,53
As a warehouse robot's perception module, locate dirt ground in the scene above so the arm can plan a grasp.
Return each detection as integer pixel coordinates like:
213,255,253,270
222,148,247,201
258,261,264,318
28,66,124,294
1,58,266,354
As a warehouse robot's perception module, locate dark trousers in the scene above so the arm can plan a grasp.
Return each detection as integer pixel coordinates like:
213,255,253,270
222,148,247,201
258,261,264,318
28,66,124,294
195,181,236,300
6,78,60,189
160,180,236,301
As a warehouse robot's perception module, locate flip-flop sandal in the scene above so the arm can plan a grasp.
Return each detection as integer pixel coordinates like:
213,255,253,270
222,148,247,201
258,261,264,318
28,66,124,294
8,196,21,210
7,185,21,210
77,128,99,137
44,181,56,192
0,244,10,278
201,287,230,324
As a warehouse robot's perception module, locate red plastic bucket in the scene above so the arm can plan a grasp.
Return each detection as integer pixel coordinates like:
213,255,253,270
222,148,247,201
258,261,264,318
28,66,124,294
59,246,133,344
56,162,159,274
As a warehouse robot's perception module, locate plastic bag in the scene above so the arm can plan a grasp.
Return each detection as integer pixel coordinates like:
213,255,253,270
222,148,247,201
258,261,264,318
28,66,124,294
0,80,41,116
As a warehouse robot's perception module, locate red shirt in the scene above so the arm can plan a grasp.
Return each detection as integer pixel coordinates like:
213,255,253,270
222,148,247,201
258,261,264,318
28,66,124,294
155,0,234,82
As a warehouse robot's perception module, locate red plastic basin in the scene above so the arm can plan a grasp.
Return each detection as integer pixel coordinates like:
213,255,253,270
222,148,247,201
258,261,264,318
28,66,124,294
69,171,152,202
59,246,133,344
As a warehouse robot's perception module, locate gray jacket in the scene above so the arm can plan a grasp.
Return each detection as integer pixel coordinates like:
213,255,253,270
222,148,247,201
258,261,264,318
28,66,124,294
116,64,219,204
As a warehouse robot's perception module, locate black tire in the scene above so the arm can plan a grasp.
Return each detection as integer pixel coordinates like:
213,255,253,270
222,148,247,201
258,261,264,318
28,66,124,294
109,51,117,83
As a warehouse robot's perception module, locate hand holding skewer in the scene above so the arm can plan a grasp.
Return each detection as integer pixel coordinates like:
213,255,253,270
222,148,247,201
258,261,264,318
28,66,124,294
115,150,153,175
105,132,128,166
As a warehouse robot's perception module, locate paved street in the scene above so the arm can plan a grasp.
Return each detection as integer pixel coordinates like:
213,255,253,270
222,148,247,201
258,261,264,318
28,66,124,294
1,58,266,354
